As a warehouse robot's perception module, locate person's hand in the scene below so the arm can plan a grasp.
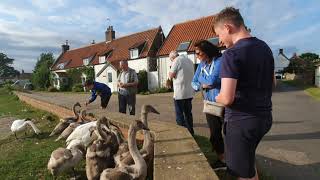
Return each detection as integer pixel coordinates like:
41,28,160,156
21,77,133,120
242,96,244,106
215,93,222,103
202,84,211,89
119,82,124,88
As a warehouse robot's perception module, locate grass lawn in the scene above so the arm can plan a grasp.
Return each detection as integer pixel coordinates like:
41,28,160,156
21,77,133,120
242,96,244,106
0,88,86,179
282,80,320,100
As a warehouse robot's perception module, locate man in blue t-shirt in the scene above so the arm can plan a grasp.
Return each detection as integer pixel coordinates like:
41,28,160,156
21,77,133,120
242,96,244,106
84,79,112,109
214,7,274,179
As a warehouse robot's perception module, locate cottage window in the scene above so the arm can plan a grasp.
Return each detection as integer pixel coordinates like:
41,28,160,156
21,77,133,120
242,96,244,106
130,49,139,59
99,56,105,63
83,58,90,66
177,41,191,52
108,72,112,83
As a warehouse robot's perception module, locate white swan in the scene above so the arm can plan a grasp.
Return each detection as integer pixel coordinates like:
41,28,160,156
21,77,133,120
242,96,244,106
47,144,85,178
10,118,41,139
100,120,149,180
66,121,97,147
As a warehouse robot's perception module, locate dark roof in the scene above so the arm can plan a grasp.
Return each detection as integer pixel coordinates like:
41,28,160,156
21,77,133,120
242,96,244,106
52,26,162,70
157,15,217,56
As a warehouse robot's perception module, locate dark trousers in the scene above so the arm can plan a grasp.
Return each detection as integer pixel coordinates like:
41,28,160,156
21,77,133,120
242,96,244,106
100,94,111,108
118,94,136,115
205,113,224,155
174,98,194,135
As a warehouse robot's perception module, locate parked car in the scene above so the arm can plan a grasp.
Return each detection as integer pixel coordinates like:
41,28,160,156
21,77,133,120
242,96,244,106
11,80,32,89
275,73,283,79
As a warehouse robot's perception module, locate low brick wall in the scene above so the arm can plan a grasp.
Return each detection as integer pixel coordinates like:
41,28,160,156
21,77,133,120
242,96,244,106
15,91,219,180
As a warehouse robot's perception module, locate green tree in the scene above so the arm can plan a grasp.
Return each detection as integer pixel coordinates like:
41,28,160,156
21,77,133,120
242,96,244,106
31,53,55,90
0,53,20,79
299,53,319,63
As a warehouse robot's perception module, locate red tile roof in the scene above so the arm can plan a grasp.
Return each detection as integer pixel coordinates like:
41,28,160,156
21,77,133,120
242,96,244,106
52,26,162,70
157,15,217,56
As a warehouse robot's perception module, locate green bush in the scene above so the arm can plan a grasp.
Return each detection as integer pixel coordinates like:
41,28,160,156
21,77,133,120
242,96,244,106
47,86,58,92
59,83,71,92
138,70,148,93
156,87,171,93
72,83,84,92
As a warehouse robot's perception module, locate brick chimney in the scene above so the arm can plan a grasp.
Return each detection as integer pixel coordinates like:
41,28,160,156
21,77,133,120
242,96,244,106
279,48,284,55
62,40,69,53
105,26,115,41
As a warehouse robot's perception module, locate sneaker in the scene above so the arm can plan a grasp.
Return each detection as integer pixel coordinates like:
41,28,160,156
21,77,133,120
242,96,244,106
212,160,227,171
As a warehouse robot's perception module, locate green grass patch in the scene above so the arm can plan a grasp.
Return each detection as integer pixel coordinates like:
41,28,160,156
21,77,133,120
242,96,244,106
0,88,87,179
282,80,320,100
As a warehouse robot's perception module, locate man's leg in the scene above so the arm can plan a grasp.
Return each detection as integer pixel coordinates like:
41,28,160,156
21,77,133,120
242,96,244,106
118,94,127,114
127,94,136,115
183,98,194,135
100,94,112,109
173,99,185,126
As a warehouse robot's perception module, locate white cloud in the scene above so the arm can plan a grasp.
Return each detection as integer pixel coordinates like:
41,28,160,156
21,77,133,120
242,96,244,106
30,0,66,10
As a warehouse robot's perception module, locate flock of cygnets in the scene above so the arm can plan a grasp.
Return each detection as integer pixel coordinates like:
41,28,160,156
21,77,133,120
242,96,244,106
10,102,159,180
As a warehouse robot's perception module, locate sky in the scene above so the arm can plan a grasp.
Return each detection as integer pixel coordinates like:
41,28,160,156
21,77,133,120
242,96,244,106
1,0,320,73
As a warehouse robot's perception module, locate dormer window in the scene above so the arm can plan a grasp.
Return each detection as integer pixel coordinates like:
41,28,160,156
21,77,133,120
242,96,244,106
83,58,90,66
129,41,145,59
83,54,96,66
99,56,106,64
177,41,191,52
56,60,71,70
207,37,219,46
130,49,139,59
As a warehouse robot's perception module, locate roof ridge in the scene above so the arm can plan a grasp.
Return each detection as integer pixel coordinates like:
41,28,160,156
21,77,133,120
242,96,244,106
113,26,160,41
62,27,160,53
173,14,215,26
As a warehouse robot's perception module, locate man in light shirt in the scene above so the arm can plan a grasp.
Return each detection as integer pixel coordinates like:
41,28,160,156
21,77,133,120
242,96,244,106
169,51,195,135
117,60,138,115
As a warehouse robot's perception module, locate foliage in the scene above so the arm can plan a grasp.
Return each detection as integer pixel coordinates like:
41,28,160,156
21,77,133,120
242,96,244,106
66,66,94,89
31,53,55,90
137,70,148,93
284,52,319,74
0,53,20,79
72,83,84,92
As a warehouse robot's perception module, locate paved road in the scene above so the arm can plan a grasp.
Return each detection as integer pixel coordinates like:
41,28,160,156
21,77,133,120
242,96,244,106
257,81,320,180
20,81,320,179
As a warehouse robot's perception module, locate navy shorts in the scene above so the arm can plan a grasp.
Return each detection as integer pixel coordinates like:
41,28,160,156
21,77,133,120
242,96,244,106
224,115,272,178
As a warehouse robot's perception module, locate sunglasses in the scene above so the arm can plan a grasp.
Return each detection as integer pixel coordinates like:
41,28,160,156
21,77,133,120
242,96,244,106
195,51,203,56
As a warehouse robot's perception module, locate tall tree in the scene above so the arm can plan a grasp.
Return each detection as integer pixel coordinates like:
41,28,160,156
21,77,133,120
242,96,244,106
0,53,20,79
31,53,55,90
299,53,319,63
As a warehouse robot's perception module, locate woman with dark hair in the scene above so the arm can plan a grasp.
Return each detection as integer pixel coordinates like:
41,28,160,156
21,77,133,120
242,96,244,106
191,40,225,170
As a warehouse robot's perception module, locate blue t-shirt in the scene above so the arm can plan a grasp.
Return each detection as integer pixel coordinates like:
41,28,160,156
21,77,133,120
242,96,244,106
88,81,111,103
220,37,274,121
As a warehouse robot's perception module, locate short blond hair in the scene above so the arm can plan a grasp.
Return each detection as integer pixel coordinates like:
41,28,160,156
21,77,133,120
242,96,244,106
213,7,244,27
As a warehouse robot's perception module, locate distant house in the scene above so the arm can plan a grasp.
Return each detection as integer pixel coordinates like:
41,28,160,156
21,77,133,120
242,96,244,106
51,26,165,92
274,49,290,73
157,15,220,87
315,62,320,87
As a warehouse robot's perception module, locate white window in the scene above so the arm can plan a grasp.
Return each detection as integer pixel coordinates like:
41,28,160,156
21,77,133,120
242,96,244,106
99,56,105,64
130,49,139,59
57,63,65,69
108,72,112,83
83,58,89,65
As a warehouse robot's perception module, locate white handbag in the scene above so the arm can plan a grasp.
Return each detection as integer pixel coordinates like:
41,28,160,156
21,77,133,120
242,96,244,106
201,87,225,117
